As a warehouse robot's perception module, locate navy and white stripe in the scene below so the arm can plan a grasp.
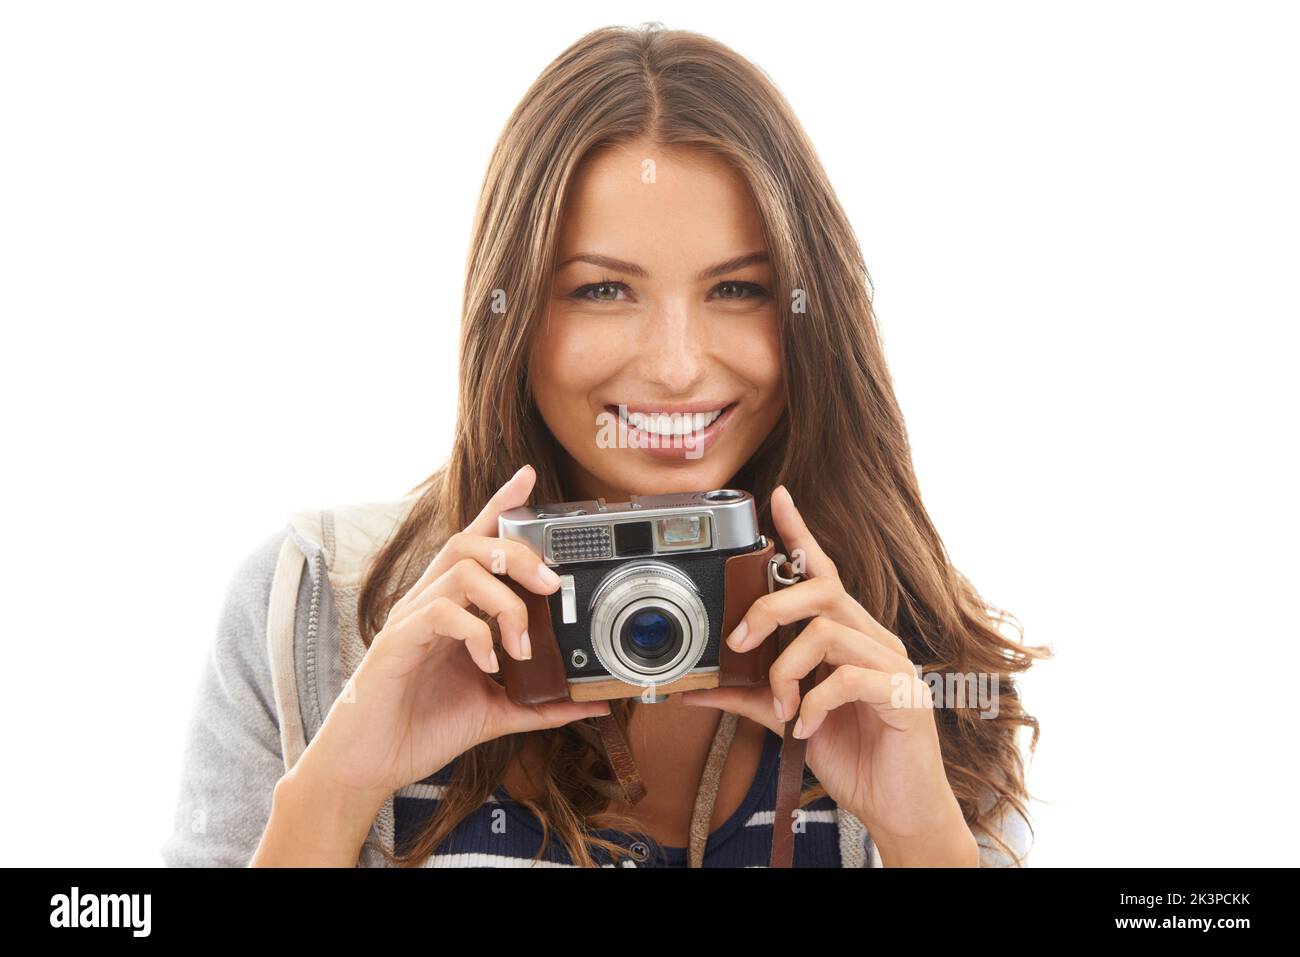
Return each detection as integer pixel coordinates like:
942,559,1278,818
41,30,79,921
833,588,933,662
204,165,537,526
392,729,843,867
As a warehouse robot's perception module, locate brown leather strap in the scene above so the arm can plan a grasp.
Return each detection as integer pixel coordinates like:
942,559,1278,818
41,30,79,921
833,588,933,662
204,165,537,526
591,712,647,807
770,620,815,868
687,710,738,867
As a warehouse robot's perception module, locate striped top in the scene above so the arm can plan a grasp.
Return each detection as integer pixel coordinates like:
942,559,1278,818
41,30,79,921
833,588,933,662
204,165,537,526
392,728,845,867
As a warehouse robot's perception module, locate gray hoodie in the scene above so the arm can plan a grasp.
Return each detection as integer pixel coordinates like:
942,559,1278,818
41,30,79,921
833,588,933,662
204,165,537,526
161,520,338,867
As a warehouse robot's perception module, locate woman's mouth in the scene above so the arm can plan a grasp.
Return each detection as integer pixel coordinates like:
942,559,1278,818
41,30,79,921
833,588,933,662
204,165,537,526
602,402,739,460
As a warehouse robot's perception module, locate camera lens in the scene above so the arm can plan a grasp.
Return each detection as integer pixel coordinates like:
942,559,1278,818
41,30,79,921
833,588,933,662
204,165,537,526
589,561,708,686
617,603,685,668
622,608,677,659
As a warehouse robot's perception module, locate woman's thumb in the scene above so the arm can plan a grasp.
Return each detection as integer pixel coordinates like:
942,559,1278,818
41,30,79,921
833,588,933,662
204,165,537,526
495,697,611,736
464,464,536,538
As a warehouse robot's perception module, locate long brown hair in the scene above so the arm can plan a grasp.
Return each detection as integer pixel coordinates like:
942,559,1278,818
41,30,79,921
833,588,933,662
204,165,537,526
359,22,1052,867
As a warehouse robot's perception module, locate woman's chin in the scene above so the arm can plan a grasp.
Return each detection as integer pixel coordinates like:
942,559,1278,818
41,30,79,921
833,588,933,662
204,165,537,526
593,457,742,499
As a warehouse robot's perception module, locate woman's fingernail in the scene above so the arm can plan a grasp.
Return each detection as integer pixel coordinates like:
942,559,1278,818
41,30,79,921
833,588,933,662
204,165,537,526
773,696,785,721
519,630,532,660
793,717,805,739
726,621,748,650
512,464,533,482
487,650,500,673
537,563,560,587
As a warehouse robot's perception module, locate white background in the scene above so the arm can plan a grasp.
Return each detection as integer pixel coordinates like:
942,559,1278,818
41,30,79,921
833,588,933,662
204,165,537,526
2,1,1295,866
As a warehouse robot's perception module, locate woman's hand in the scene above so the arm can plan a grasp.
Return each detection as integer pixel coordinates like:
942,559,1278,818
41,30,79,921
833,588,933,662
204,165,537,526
289,463,611,814
679,485,979,866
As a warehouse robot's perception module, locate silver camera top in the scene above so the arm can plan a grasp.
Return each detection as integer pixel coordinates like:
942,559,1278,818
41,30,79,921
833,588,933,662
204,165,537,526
498,488,760,565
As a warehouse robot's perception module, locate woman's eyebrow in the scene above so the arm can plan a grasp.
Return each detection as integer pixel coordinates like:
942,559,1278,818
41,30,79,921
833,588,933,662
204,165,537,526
697,251,769,280
554,251,769,281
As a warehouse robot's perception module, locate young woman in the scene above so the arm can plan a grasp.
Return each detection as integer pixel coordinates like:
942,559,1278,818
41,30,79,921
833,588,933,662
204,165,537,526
170,24,1049,869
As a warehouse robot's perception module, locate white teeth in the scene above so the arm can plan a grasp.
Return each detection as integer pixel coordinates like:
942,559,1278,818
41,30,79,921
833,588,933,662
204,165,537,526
620,408,725,435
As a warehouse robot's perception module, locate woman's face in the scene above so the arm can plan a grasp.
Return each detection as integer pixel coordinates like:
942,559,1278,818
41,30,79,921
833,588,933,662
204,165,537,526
530,139,785,501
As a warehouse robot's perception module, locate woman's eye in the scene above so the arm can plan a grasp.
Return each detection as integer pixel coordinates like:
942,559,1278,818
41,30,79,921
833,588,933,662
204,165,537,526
712,281,768,300
572,281,629,302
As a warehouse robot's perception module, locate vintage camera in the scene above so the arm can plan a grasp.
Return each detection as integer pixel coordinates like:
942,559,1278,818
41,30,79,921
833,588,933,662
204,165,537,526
496,489,781,705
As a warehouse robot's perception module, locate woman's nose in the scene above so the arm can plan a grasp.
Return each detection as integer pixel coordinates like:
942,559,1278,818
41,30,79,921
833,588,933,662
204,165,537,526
635,301,710,395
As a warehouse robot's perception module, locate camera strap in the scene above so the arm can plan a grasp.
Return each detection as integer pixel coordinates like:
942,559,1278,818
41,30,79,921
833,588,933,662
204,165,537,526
590,712,648,808
766,551,814,869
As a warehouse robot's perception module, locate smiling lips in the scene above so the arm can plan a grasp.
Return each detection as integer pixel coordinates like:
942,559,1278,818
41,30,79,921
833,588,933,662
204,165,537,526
604,402,738,459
